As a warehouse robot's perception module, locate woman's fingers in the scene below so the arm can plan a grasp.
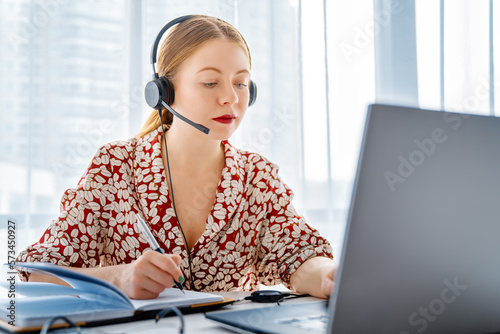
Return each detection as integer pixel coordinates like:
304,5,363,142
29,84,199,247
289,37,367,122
147,252,184,284
122,251,184,299
321,263,338,297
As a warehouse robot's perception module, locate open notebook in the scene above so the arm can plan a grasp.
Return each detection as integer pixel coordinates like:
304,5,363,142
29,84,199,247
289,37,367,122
0,262,225,329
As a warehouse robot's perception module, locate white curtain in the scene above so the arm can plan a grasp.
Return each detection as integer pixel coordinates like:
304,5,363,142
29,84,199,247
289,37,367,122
1,0,496,263
416,0,498,116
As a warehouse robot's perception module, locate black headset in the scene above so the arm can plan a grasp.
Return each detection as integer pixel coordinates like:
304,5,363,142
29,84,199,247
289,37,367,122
144,15,257,112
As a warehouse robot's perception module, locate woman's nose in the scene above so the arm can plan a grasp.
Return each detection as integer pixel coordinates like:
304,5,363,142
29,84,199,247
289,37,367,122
218,83,238,105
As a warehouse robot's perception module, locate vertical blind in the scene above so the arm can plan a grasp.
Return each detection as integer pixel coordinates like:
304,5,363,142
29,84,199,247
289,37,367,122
0,0,497,263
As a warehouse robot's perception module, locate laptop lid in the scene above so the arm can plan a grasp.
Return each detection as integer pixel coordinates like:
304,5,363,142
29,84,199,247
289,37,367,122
328,104,500,333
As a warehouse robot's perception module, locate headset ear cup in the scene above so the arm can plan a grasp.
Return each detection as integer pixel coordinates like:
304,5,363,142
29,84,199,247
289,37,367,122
145,80,162,109
159,76,175,106
248,80,257,107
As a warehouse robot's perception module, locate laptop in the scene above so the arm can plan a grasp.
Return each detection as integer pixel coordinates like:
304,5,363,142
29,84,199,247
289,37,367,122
205,104,500,333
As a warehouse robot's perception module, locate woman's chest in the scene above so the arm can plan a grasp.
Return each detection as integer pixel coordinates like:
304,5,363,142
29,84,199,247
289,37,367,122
168,173,221,250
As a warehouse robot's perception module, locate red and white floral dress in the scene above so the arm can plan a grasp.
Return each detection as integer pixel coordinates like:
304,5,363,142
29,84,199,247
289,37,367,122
17,126,333,291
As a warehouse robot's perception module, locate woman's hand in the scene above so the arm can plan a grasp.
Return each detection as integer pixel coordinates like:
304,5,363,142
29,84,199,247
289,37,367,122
118,250,184,299
290,256,338,299
320,261,338,298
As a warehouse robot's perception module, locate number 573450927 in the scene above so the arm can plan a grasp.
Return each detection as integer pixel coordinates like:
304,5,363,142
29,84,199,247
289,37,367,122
7,220,16,271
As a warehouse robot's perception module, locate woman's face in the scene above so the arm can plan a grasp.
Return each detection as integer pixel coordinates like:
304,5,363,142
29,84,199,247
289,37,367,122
171,38,251,140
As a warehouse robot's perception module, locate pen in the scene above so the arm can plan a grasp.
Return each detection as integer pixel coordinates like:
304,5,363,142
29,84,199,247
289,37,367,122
135,213,185,294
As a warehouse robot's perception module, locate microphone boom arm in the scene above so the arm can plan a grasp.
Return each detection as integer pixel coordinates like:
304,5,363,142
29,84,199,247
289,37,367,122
161,101,210,135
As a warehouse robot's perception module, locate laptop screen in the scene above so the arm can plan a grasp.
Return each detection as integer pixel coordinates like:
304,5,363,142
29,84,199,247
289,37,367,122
328,104,500,333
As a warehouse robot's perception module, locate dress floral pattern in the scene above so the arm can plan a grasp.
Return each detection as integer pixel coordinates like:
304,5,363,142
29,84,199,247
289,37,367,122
17,126,333,291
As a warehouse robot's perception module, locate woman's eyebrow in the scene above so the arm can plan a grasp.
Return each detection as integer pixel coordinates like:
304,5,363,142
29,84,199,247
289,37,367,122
197,67,250,75
236,69,250,75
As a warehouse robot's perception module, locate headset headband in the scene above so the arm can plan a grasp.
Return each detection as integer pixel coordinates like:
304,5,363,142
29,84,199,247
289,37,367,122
150,15,194,79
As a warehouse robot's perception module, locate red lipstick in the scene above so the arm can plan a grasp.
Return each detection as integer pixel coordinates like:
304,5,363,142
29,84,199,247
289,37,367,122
213,114,236,124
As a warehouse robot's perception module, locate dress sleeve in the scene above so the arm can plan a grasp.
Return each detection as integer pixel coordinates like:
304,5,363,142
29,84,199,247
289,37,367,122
16,145,115,281
253,160,334,289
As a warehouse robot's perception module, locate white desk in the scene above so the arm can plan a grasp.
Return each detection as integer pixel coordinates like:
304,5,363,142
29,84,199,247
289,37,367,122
92,291,322,334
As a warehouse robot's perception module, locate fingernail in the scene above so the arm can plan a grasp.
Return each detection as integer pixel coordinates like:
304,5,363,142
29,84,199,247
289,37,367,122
178,275,185,284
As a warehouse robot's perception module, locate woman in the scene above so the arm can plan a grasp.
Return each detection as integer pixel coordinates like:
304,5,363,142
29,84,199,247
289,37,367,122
17,15,336,299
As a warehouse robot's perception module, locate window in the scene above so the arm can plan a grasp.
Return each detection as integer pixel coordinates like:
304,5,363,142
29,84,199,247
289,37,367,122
1,0,495,265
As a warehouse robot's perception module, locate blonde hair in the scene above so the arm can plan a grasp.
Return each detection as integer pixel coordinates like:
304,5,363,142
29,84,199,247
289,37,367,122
136,15,252,138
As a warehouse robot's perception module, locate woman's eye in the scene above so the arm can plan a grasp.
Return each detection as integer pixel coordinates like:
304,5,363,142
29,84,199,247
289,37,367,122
235,83,248,88
203,82,217,87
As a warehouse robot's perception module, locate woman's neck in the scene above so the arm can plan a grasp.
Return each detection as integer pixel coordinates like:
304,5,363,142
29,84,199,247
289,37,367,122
162,123,225,175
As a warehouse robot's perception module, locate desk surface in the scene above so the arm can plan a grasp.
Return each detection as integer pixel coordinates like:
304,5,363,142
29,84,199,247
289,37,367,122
93,291,322,334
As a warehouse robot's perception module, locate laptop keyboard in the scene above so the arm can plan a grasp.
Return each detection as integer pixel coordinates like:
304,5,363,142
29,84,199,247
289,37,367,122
276,314,329,331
